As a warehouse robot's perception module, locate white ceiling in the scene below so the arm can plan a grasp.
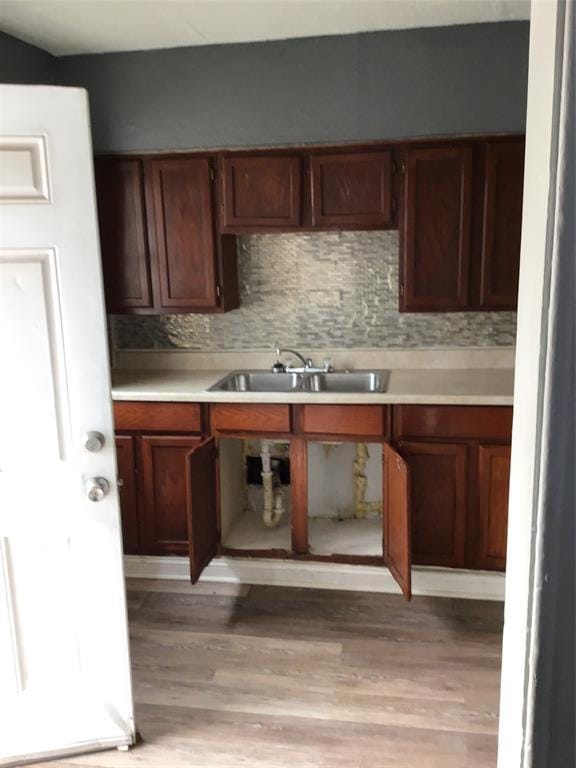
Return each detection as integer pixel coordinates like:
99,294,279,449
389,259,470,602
0,0,530,57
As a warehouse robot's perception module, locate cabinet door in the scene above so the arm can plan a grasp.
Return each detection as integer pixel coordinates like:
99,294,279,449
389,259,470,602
398,441,468,568
478,140,524,309
476,444,511,571
94,157,153,311
383,444,412,600
139,435,201,555
221,156,302,230
147,157,218,309
310,151,393,228
400,146,473,311
115,435,139,555
186,438,218,583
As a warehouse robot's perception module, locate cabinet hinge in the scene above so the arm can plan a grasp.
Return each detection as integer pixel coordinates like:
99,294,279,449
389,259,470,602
400,283,405,297
392,159,397,175
216,285,221,299
401,161,407,174
210,167,215,181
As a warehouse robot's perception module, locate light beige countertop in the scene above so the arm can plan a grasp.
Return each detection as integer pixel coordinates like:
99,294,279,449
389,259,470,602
111,367,514,406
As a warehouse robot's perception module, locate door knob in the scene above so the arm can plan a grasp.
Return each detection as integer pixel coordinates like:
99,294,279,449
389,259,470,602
85,477,110,502
83,431,105,452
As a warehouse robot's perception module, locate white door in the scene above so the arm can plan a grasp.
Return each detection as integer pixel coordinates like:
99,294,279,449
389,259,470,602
0,86,134,766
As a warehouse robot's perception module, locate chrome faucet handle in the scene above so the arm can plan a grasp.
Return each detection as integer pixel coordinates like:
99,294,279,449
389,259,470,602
322,358,334,373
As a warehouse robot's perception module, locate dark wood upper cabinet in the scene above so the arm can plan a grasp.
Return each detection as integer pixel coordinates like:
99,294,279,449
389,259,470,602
94,158,153,311
400,146,473,312
146,157,218,310
310,151,394,228
400,138,524,313
476,444,511,570
221,150,394,232
186,438,218,583
477,140,525,310
115,435,139,555
398,440,467,569
95,155,238,315
220,155,302,231
383,443,412,600
95,136,523,317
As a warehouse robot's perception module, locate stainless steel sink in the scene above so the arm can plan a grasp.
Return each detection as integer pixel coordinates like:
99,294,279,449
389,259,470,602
209,370,389,394
209,371,302,393
302,371,389,393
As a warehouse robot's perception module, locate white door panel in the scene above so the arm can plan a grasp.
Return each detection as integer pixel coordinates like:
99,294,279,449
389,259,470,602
0,249,70,470
0,135,50,202
0,86,134,766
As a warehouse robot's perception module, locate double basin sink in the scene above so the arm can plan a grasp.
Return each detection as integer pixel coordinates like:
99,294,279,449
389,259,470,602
209,370,389,394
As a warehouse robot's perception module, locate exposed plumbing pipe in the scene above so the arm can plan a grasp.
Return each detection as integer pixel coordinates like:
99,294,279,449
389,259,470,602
261,441,284,527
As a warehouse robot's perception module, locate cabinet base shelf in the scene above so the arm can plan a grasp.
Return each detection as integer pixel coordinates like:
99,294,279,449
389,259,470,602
124,555,505,601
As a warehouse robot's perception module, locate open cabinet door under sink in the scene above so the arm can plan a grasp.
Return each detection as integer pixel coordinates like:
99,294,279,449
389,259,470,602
186,438,218,583
383,444,412,600
185,431,413,599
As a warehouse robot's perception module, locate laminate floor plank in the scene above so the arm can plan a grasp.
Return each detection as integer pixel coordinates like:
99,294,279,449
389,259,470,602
31,582,502,768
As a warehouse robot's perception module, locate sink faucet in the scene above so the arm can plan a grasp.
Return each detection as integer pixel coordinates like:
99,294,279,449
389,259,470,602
272,347,334,374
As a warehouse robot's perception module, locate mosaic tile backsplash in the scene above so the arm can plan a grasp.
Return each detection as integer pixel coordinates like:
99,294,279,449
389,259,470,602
110,232,517,351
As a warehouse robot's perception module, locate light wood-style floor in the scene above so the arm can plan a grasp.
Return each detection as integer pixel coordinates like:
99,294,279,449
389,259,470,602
40,579,503,768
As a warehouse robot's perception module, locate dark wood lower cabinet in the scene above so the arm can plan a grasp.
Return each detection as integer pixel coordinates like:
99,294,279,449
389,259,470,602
298,404,386,438
476,444,511,570
139,435,201,556
114,401,511,586
115,435,139,555
114,400,202,433
394,405,512,572
398,441,467,569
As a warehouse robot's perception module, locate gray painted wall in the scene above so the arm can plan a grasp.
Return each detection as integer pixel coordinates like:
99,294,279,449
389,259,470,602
56,22,529,152
0,30,56,84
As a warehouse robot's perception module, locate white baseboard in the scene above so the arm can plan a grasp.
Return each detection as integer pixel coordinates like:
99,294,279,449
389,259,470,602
124,555,505,601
